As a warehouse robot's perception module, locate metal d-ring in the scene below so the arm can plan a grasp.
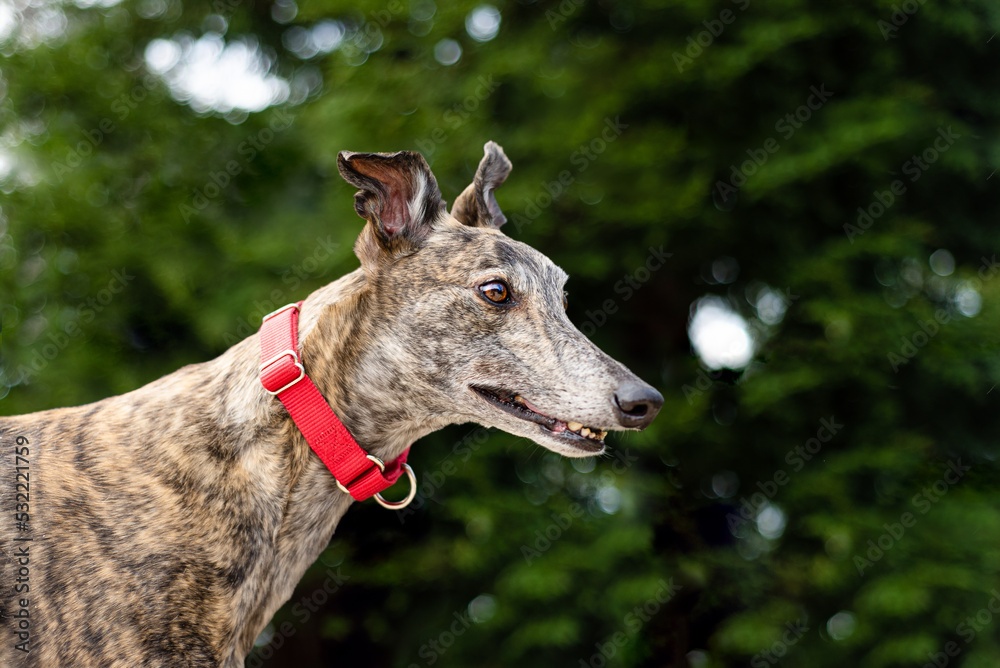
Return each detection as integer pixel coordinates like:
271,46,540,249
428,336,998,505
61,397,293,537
375,464,417,510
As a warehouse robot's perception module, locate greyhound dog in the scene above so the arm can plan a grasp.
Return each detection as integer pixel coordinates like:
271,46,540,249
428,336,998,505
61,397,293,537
0,141,662,667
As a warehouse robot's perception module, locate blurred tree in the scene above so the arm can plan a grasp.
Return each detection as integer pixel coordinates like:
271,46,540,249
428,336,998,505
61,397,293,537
1,0,999,667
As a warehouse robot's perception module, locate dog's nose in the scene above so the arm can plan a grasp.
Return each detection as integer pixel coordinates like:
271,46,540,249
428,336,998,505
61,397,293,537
613,381,663,429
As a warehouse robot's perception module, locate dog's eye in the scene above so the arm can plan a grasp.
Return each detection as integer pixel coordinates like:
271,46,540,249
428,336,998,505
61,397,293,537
479,280,511,305
562,291,569,310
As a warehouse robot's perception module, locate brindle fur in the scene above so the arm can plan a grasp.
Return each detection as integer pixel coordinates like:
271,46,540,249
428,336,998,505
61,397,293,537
0,142,661,667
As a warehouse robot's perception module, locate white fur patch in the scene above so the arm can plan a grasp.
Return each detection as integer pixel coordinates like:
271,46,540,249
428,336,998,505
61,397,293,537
408,171,427,225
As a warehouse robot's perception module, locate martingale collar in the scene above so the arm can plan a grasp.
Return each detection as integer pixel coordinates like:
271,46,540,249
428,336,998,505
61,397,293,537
258,302,416,510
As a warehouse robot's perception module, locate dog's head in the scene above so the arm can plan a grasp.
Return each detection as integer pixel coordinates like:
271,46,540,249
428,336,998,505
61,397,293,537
335,141,662,457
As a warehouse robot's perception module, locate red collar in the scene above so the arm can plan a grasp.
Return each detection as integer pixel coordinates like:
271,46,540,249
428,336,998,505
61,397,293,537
259,302,415,510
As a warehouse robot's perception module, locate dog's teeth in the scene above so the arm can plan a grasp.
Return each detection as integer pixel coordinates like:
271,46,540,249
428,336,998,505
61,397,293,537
514,395,523,403
580,427,592,437
567,421,583,432
598,430,608,440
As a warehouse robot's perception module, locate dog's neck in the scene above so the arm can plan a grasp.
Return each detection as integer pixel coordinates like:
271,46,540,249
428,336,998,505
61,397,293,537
229,268,434,461
204,268,442,659
296,271,437,463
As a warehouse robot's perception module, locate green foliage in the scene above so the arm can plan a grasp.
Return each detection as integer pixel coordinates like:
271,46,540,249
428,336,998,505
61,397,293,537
2,0,999,666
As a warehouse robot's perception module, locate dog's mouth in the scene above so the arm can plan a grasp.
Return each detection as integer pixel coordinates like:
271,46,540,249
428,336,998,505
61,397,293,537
470,386,607,452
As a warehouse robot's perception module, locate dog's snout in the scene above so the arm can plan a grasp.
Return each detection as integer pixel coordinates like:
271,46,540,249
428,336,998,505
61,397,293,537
613,381,663,429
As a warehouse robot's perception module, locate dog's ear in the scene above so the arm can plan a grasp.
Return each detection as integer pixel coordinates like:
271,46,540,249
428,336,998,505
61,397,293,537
451,141,512,229
337,150,445,257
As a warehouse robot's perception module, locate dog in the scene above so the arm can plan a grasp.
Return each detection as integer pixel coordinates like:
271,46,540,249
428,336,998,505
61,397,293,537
0,141,662,667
